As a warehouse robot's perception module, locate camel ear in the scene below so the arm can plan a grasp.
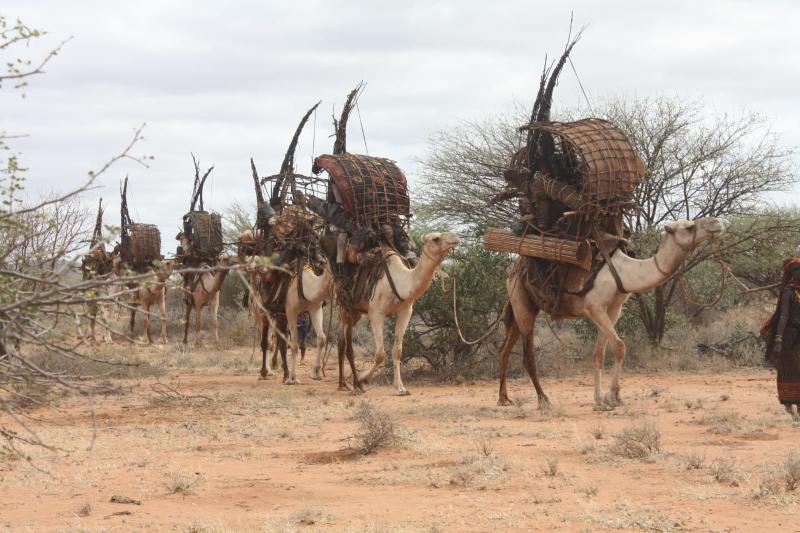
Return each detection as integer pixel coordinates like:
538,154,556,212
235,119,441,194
664,223,676,234
686,221,696,231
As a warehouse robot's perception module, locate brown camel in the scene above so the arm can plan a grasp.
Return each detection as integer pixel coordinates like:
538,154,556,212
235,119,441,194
498,217,723,410
80,199,115,344
126,261,173,344
179,253,235,346
338,232,460,395
175,232,233,345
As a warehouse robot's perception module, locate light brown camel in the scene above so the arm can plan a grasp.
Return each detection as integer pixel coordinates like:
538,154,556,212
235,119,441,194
338,231,460,395
176,232,234,345
80,247,115,344
126,261,174,344
180,254,235,346
498,217,723,410
250,261,333,383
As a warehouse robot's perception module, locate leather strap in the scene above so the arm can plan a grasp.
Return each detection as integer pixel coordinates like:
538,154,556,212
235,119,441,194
382,251,405,302
593,227,627,294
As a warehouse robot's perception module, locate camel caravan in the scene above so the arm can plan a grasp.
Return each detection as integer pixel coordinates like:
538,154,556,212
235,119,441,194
78,42,725,410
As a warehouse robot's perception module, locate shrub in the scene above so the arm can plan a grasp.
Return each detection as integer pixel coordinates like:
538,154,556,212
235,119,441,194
611,422,661,460
352,402,397,455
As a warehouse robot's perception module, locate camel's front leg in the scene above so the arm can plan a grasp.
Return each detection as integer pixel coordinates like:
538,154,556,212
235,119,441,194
159,290,168,343
309,307,326,380
194,303,203,347
389,305,413,396
359,313,386,384
99,301,113,343
285,310,300,385
211,291,220,344
588,304,625,408
143,304,153,344
498,321,520,406
258,319,273,379
606,303,626,404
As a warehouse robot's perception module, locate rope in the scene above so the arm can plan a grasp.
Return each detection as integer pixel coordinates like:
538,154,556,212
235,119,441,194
677,258,726,309
320,295,335,377
451,272,503,345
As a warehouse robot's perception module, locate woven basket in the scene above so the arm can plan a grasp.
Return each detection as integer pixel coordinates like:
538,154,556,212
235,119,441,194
527,118,645,202
484,228,591,269
271,204,314,244
313,153,410,227
128,223,161,263
184,211,223,257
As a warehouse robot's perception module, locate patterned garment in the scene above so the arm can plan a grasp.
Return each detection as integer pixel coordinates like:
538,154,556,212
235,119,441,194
763,258,800,406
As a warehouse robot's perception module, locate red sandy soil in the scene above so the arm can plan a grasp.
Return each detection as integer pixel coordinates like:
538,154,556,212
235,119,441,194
1,353,798,532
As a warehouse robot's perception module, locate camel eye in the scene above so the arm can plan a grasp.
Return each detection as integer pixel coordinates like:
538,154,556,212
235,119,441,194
433,236,441,242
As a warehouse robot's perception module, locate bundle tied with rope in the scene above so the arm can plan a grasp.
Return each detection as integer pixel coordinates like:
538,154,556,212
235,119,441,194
119,176,162,271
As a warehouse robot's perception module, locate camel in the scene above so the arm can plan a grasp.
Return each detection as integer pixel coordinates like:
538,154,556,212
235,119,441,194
251,261,333,383
80,199,115,344
126,261,174,344
176,231,233,345
498,217,724,410
337,231,460,395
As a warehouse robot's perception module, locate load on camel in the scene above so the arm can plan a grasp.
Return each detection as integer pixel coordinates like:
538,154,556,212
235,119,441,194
241,101,332,384
113,177,172,344
304,84,460,395
79,198,115,344
175,155,230,346
484,37,722,410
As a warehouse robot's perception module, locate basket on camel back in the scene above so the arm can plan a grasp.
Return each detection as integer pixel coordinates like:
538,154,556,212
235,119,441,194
182,211,223,259
312,153,411,229
126,223,162,263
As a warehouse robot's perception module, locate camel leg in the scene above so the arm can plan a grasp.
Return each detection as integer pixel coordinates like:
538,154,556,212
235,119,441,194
309,307,326,380
389,305,413,396
521,326,549,409
159,290,168,343
211,291,220,344
606,303,626,404
337,333,350,391
182,300,192,345
279,324,289,384
285,310,300,385
99,301,113,343
359,312,386,384
194,303,203,347
587,304,625,408
129,305,137,339
270,325,280,371
259,319,272,379
344,317,363,392
87,302,98,344
498,321,521,406
143,304,153,344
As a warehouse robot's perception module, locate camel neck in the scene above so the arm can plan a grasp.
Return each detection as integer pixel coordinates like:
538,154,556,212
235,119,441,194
612,237,689,294
407,250,440,300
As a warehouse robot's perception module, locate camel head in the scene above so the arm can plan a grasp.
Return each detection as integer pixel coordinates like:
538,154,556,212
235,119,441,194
421,232,460,263
662,217,723,252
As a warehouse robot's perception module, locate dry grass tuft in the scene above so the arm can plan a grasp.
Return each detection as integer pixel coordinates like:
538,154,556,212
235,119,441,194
684,450,706,470
474,435,494,458
709,458,741,485
291,507,332,526
448,453,510,489
352,402,397,455
784,451,800,491
591,423,605,440
700,410,743,435
165,470,201,494
76,502,92,517
541,455,559,477
610,422,661,460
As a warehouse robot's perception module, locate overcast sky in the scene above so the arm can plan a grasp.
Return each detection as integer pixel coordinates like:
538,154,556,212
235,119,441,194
4,0,799,251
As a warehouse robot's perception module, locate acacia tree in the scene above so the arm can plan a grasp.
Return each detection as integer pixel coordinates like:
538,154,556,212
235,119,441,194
418,95,797,344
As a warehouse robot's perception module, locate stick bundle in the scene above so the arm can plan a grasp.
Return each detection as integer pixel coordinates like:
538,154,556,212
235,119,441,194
484,228,590,269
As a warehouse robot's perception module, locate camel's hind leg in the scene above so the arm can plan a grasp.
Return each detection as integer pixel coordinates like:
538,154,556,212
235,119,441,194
309,307,326,380
258,318,272,379
285,309,300,385
498,320,520,406
142,304,153,344
159,290,168,343
521,327,549,408
211,291,220,344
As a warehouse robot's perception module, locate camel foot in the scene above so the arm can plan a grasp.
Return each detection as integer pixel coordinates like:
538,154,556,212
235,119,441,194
537,396,552,411
283,377,299,385
497,397,513,407
337,383,351,392
593,403,614,412
604,391,622,407
349,388,364,396
309,369,323,381
395,389,411,397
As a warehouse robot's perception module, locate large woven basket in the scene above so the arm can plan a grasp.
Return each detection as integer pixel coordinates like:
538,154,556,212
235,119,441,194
128,223,161,263
271,204,314,244
313,153,410,227
184,211,223,257
527,118,645,202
